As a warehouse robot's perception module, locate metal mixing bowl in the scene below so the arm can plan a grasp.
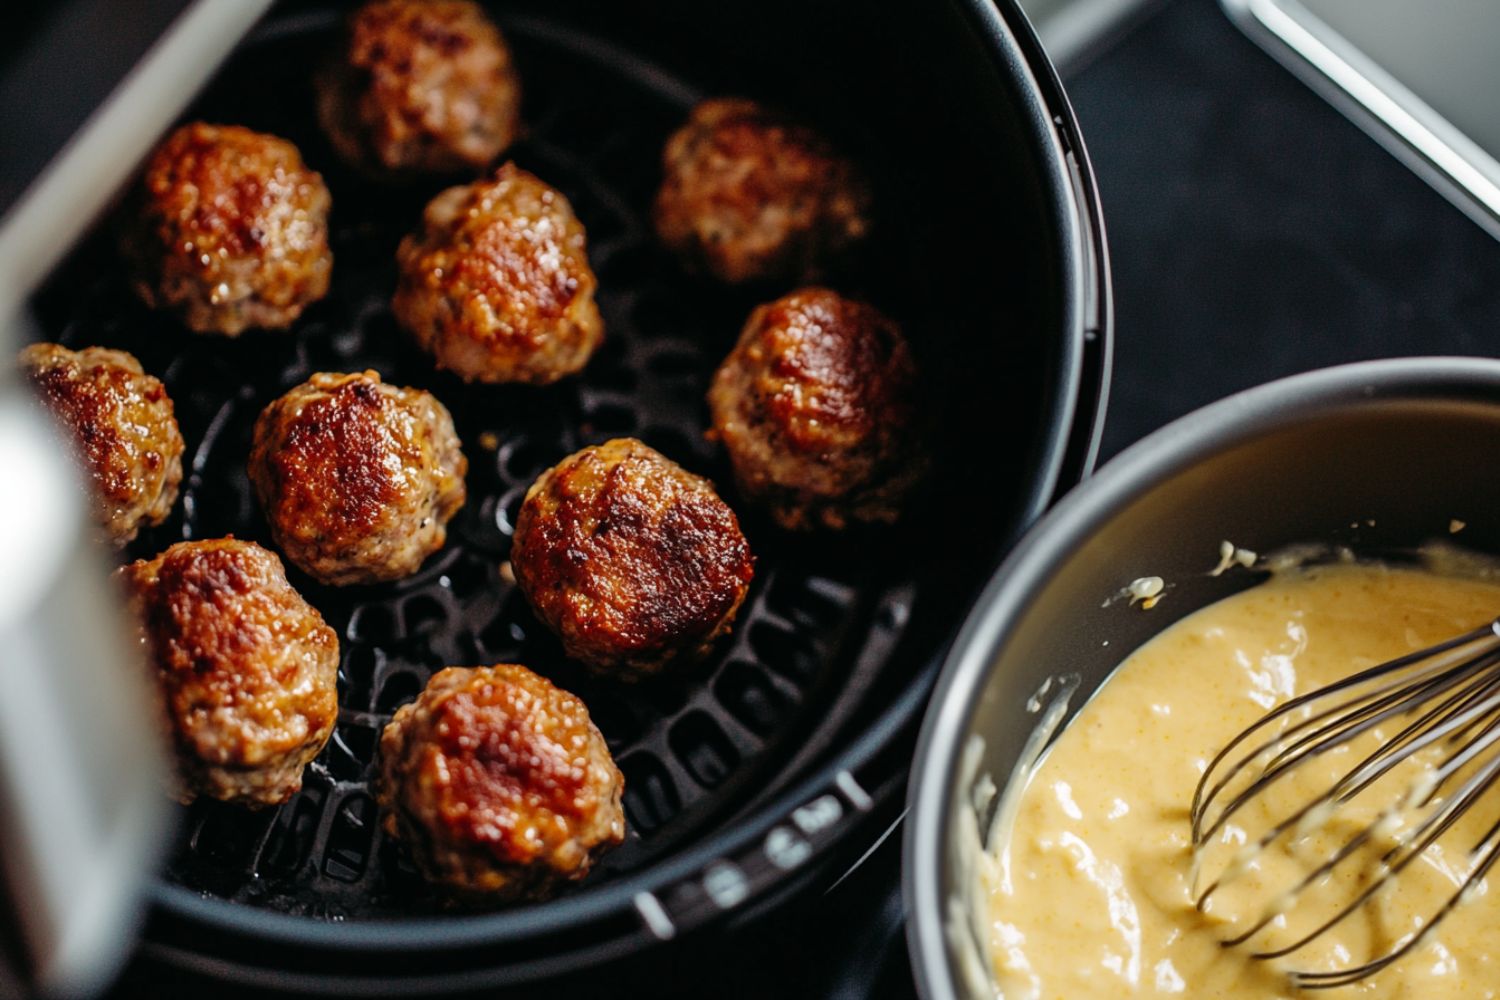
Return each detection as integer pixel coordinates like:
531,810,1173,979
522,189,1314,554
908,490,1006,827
904,356,1500,999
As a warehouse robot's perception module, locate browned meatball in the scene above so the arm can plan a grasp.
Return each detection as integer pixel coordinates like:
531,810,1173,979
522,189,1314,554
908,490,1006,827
317,0,521,177
708,288,926,531
19,343,184,545
378,664,624,901
653,98,872,285
120,538,339,807
393,163,603,384
120,123,332,335
511,438,755,679
249,371,467,586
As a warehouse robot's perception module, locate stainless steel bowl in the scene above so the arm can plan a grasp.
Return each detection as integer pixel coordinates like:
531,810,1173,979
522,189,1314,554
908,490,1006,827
903,356,1500,1000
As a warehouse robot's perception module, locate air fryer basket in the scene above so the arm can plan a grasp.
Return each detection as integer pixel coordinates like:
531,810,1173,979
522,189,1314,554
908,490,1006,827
30,0,1109,990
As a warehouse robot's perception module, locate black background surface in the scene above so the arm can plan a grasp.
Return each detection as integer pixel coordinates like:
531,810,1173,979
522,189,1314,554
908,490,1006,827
1087,0,1500,460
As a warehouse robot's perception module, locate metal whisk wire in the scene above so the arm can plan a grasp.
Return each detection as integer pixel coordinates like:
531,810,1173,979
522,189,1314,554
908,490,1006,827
1189,618,1500,989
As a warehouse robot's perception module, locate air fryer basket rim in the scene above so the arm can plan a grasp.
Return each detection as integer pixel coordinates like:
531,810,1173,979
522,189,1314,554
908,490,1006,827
903,355,1500,1000
121,0,1112,966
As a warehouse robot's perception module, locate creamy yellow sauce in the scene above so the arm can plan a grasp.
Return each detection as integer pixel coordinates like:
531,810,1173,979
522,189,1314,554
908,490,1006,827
986,564,1500,998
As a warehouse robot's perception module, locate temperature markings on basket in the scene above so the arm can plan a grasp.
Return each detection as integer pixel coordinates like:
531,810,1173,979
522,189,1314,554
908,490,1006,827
836,770,874,811
633,891,676,940
703,861,750,908
764,826,813,870
791,795,843,836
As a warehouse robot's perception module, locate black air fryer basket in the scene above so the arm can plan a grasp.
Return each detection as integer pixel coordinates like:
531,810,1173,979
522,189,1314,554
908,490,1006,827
27,0,1110,992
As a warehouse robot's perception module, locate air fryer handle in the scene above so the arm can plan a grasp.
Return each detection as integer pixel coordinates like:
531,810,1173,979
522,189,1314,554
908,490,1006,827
0,381,171,1000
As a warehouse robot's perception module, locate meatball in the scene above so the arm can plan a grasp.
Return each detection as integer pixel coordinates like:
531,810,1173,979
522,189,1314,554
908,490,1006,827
707,288,926,531
19,343,184,545
511,438,755,679
249,371,467,586
653,98,872,285
378,664,625,901
119,538,339,807
120,123,332,335
393,163,603,384
317,0,521,177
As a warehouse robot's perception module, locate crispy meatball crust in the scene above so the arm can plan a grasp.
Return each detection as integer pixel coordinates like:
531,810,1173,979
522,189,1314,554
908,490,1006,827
653,98,872,285
120,123,332,336
511,438,755,679
120,539,339,807
393,163,603,384
708,288,926,531
19,343,184,546
378,664,625,901
317,0,521,177
249,371,467,586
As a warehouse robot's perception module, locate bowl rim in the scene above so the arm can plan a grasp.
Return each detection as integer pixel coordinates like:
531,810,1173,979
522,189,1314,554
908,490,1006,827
903,355,1500,1000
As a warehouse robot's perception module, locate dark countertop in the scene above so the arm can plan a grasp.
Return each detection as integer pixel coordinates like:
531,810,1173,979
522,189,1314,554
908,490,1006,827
1085,0,1500,459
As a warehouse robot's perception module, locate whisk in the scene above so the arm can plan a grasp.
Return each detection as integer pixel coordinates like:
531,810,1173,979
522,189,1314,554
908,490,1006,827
1190,617,1500,990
